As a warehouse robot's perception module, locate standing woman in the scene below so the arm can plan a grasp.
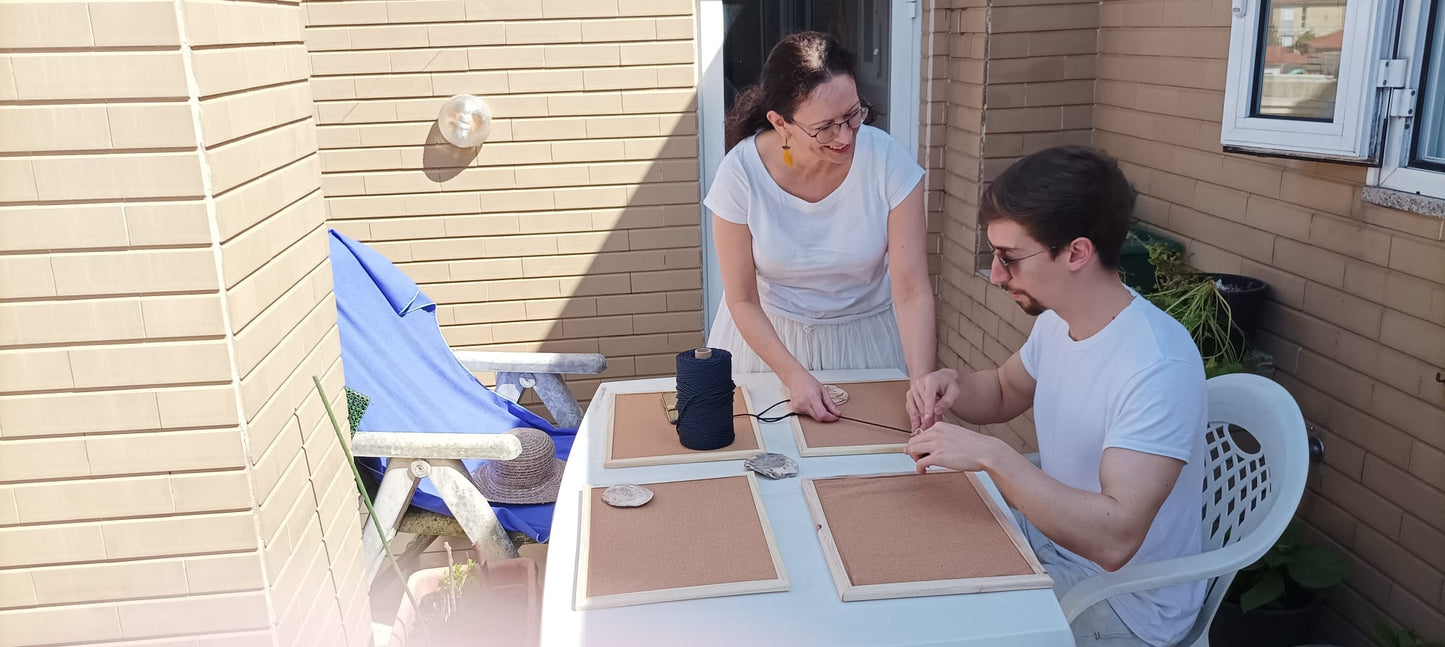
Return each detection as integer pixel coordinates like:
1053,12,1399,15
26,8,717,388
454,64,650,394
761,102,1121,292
706,31,937,425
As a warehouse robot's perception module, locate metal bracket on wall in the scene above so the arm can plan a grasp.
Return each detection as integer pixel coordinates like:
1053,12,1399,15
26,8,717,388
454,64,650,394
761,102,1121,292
1306,425,1326,464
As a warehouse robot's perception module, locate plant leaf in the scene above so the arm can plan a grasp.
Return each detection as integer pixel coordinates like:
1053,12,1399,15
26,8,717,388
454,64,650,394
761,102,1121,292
1286,545,1350,589
1241,570,1286,612
1278,522,1303,546
1264,550,1293,567
1370,621,1399,647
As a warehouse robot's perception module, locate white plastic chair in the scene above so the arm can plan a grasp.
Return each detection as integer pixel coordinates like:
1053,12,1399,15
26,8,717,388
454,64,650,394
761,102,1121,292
1057,373,1310,647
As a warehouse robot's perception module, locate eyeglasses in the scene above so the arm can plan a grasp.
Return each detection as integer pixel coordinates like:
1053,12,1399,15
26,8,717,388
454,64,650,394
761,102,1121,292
791,105,868,144
986,244,1058,274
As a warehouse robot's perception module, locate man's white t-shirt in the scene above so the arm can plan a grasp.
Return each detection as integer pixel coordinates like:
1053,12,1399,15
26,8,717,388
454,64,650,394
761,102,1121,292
703,125,925,324
1019,293,1208,647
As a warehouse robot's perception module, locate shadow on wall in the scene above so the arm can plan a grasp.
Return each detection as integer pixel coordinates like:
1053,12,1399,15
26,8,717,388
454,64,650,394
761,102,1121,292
328,92,707,413
422,123,480,183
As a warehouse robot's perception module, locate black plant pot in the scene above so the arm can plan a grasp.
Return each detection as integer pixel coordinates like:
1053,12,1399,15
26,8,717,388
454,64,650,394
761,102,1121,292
1209,597,1322,647
1207,273,1268,353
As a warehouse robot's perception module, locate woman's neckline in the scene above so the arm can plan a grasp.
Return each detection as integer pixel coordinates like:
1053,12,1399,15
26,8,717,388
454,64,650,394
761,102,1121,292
747,127,863,207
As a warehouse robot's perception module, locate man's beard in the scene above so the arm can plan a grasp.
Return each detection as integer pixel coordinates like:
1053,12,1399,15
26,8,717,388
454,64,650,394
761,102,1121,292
1003,284,1046,316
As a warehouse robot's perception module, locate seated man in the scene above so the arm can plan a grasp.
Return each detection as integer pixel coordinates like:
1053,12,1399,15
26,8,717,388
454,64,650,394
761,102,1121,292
905,146,1206,647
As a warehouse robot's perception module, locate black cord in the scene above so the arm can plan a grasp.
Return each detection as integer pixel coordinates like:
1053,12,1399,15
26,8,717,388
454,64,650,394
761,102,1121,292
735,399,914,435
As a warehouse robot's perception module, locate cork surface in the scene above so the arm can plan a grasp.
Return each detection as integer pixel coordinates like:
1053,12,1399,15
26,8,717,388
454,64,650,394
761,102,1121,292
584,476,778,597
610,388,758,460
798,380,913,448
812,472,1033,585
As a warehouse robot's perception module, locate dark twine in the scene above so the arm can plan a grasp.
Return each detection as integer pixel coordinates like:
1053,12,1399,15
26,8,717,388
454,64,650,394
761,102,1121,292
674,348,737,450
737,399,914,435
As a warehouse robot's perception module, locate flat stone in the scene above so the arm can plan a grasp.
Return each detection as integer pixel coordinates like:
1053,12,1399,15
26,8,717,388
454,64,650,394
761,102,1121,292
823,384,849,406
602,484,653,508
745,452,798,480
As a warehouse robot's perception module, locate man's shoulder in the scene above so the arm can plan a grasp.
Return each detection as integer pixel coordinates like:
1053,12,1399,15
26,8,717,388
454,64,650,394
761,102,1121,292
1122,297,1203,365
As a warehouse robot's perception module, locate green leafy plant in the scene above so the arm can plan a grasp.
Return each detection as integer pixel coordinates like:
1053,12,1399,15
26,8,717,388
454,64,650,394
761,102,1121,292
1370,621,1445,647
1141,242,1246,378
1143,241,1195,295
1226,522,1349,612
437,541,479,620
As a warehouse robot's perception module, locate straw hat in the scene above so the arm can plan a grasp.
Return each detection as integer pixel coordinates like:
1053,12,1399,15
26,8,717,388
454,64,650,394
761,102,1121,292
471,428,565,504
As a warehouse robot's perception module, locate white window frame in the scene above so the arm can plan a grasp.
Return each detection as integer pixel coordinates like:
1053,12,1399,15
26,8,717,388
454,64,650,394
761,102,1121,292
1369,0,1445,199
1220,0,1399,163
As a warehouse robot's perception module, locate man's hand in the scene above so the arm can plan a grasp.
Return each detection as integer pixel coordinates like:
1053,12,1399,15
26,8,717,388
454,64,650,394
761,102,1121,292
905,421,1009,474
906,369,960,432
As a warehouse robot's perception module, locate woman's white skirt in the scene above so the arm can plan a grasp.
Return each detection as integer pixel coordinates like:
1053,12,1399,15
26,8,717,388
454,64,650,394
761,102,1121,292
705,302,907,374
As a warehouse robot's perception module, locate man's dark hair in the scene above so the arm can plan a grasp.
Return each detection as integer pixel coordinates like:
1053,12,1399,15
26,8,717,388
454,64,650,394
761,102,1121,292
979,146,1136,269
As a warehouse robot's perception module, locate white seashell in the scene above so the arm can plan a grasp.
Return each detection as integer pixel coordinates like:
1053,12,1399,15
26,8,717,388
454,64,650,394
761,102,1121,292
602,484,654,508
745,452,799,480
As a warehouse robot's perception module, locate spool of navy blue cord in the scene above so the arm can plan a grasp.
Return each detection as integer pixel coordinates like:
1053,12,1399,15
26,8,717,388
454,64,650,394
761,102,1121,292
674,347,736,450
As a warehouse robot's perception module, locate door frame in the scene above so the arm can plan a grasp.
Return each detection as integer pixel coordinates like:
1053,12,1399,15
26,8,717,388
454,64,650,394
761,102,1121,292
694,0,923,337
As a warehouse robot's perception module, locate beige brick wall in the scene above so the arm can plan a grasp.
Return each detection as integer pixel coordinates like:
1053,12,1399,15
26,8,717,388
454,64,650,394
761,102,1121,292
0,2,366,646
926,0,1445,642
304,0,703,404
931,0,1102,453
1095,1,1445,641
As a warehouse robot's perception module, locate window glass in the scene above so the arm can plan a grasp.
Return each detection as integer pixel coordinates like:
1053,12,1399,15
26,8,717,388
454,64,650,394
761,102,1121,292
1252,0,1348,120
1411,0,1445,170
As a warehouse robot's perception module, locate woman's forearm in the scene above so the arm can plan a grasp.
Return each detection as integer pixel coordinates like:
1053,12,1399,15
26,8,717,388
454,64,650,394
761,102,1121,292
726,298,807,379
894,287,936,378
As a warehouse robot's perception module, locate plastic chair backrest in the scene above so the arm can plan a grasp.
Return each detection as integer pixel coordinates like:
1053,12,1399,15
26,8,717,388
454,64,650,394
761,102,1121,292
1185,373,1310,645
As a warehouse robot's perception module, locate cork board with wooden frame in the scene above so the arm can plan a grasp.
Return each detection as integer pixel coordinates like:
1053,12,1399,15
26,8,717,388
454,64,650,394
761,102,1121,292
604,385,764,468
783,378,914,457
802,470,1052,601
575,473,789,610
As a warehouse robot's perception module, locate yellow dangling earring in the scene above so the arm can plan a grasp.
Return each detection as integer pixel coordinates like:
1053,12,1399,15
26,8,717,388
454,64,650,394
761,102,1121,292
781,144,794,168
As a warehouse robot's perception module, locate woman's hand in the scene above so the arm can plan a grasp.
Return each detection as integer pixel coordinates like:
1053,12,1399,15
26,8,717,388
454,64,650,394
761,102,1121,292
783,370,840,422
906,368,959,432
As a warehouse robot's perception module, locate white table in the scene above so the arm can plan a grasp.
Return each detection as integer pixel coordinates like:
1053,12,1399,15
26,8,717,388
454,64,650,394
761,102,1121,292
540,369,1074,647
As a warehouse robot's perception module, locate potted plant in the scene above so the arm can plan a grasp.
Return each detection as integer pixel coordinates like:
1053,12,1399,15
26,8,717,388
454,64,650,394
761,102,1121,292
1209,522,1350,647
388,542,542,647
1370,621,1445,647
1120,224,1185,294
1140,240,1270,378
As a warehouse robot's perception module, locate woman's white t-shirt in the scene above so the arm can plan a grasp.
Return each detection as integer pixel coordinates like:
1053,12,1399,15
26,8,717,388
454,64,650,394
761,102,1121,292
703,125,925,325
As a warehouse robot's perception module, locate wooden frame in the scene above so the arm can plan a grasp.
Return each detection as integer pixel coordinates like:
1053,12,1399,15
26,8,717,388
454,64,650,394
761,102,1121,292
783,379,911,457
575,472,789,610
603,385,764,468
802,471,1053,601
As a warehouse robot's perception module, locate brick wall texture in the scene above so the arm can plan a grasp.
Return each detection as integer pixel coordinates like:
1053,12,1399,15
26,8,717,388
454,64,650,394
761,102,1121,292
927,0,1445,643
304,0,705,405
0,1,367,646
2,0,1442,645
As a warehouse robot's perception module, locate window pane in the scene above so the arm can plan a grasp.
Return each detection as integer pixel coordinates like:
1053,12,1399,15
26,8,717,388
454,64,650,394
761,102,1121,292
1252,0,1348,121
1412,0,1445,168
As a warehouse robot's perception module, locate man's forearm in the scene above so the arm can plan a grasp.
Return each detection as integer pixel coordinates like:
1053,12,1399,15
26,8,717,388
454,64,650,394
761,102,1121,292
948,370,1013,425
980,445,1144,571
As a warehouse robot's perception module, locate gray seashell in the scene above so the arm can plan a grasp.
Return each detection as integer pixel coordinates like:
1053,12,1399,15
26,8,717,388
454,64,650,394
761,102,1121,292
602,484,654,508
745,452,798,480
